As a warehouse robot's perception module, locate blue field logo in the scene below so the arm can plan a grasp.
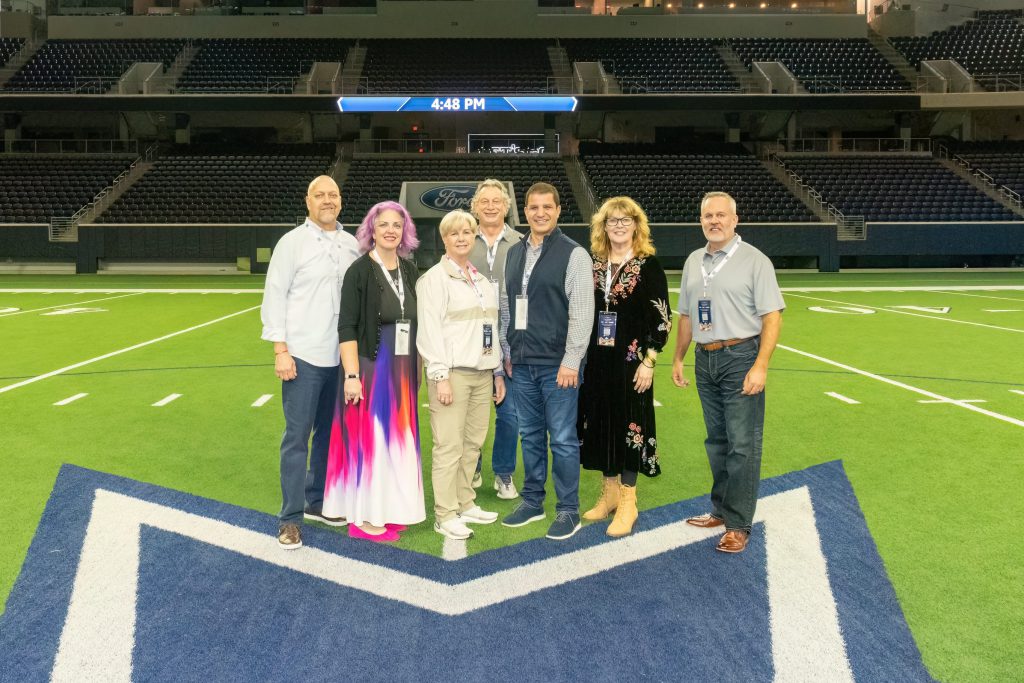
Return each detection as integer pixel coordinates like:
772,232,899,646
0,462,933,682
419,185,476,212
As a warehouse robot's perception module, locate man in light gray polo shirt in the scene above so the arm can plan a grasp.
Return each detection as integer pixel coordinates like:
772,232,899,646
671,191,784,554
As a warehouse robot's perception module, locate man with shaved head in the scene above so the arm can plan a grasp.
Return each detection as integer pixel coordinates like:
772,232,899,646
261,175,360,549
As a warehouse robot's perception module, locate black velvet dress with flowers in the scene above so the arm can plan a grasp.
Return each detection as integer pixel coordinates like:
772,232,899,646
578,255,672,477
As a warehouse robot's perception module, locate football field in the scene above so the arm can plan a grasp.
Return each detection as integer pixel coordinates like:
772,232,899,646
1,270,1022,682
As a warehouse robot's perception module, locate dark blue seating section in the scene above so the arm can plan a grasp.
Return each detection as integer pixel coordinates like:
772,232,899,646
580,143,816,223
0,37,25,67
730,38,910,93
362,39,554,94
100,145,333,224
561,38,737,93
782,155,1019,222
3,39,185,93
339,157,581,225
178,39,353,93
0,156,132,223
891,15,1024,76
951,141,1024,198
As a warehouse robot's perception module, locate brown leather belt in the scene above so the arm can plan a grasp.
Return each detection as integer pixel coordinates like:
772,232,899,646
696,337,754,352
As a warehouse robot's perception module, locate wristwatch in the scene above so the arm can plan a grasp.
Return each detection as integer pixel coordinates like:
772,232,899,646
345,373,359,380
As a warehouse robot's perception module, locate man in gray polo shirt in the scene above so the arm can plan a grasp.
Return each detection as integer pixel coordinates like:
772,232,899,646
671,191,784,554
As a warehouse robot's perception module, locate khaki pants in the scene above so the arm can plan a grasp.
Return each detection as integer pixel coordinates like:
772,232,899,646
428,369,493,523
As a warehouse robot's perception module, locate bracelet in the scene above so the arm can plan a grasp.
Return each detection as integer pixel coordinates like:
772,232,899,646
345,374,359,380
642,360,655,368
275,350,288,355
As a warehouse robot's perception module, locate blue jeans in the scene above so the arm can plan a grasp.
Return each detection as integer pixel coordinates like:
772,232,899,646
694,338,765,533
512,364,581,514
279,357,338,524
477,377,519,477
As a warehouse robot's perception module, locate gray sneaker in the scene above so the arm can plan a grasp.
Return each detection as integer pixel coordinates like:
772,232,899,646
472,470,483,488
545,511,581,540
501,502,546,528
494,474,519,500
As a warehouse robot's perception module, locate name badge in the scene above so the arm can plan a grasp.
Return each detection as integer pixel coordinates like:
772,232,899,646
515,296,528,330
697,299,713,332
597,311,617,347
490,278,500,297
395,319,411,356
482,323,493,355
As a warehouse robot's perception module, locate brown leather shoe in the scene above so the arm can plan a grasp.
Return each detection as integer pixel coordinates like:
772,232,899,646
716,530,749,553
686,513,725,528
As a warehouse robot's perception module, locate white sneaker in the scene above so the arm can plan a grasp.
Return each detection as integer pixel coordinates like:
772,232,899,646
471,471,483,488
434,518,473,540
494,475,519,500
459,505,499,525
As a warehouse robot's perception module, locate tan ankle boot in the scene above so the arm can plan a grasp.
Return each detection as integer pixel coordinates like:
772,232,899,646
582,476,620,521
607,484,638,537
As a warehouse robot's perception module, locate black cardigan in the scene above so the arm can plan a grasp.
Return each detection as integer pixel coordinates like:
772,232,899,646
338,252,420,360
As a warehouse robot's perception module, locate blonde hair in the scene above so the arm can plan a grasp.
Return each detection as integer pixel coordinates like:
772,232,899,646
700,191,737,215
470,179,511,220
438,209,478,239
589,196,655,261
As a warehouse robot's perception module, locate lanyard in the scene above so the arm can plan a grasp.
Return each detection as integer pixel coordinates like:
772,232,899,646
603,251,633,311
521,241,542,295
484,226,506,271
700,236,742,297
447,256,487,311
372,249,405,318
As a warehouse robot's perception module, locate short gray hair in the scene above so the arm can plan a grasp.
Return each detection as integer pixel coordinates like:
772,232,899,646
438,209,478,239
700,191,737,215
471,179,511,218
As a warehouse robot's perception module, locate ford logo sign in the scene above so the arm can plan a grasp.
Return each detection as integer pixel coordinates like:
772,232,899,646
419,185,476,212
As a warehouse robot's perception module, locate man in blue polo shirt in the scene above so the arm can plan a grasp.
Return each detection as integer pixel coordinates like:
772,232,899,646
671,191,784,554
499,182,595,540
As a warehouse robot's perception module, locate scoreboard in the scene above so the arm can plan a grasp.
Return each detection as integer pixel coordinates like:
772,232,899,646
336,96,578,113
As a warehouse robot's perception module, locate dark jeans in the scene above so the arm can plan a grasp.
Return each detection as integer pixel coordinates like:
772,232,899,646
477,377,519,477
512,364,581,514
694,337,765,533
279,357,338,524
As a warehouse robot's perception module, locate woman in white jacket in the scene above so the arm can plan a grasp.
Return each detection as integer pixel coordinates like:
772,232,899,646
416,210,507,540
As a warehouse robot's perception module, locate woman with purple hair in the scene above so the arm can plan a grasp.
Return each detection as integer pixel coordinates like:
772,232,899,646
323,201,425,541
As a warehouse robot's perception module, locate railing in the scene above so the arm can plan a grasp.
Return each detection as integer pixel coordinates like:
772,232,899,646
3,139,138,154
944,145,1024,213
797,75,914,95
777,137,932,154
546,75,573,94
772,152,843,224
73,76,121,94
569,154,597,216
338,75,369,94
355,138,465,154
836,214,867,241
973,73,1023,92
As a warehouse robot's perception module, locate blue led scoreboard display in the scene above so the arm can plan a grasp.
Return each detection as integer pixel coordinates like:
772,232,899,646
336,96,578,113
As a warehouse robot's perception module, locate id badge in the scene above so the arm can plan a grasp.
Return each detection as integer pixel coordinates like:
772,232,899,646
697,299,713,332
597,311,617,347
515,296,528,330
490,278,500,297
395,320,411,356
482,323,494,355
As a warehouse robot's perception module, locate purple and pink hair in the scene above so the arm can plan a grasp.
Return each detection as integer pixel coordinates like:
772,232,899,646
354,201,420,258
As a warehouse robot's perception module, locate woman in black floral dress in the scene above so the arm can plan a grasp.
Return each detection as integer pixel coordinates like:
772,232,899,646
577,196,671,537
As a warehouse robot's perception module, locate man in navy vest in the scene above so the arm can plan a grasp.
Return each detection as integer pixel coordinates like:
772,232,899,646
499,182,595,540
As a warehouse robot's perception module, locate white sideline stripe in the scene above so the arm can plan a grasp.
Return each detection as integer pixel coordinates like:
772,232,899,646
984,309,1023,313
934,291,1024,303
442,538,468,561
779,344,1024,429
53,393,88,406
786,293,1024,333
0,306,260,396
921,397,983,403
0,289,263,294
825,392,859,405
780,285,1024,292
251,394,274,408
0,293,143,318
52,486,852,683
653,399,663,407
1011,390,1024,396
151,394,181,407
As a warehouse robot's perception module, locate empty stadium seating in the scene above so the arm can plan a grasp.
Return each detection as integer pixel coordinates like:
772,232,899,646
950,141,1024,198
3,39,186,93
99,145,333,224
339,156,581,224
0,156,133,223
361,39,554,94
178,39,353,93
0,37,24,67
561,38,738,93
729,38,911,93
579,143,816,223
891,14,1024,77
781,155,1019,221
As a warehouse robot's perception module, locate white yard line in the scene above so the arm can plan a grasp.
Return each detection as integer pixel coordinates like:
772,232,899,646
825,392,860,405
0,293,144,318
1010,390,1024,397
780,285,1024,292
918,399,986,404
983,309,1022,313
0,305,260,396
151,393,182,407
932,291,1024,303
778,344,1024,429
53,393,88,406
251,394,274,407
653,399,663,407
786,293,1024,333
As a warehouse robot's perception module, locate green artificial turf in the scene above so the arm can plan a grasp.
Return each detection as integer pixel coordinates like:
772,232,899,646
1,271,1023,682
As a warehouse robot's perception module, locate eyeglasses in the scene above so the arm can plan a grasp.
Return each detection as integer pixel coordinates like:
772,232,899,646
606,217,634,227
